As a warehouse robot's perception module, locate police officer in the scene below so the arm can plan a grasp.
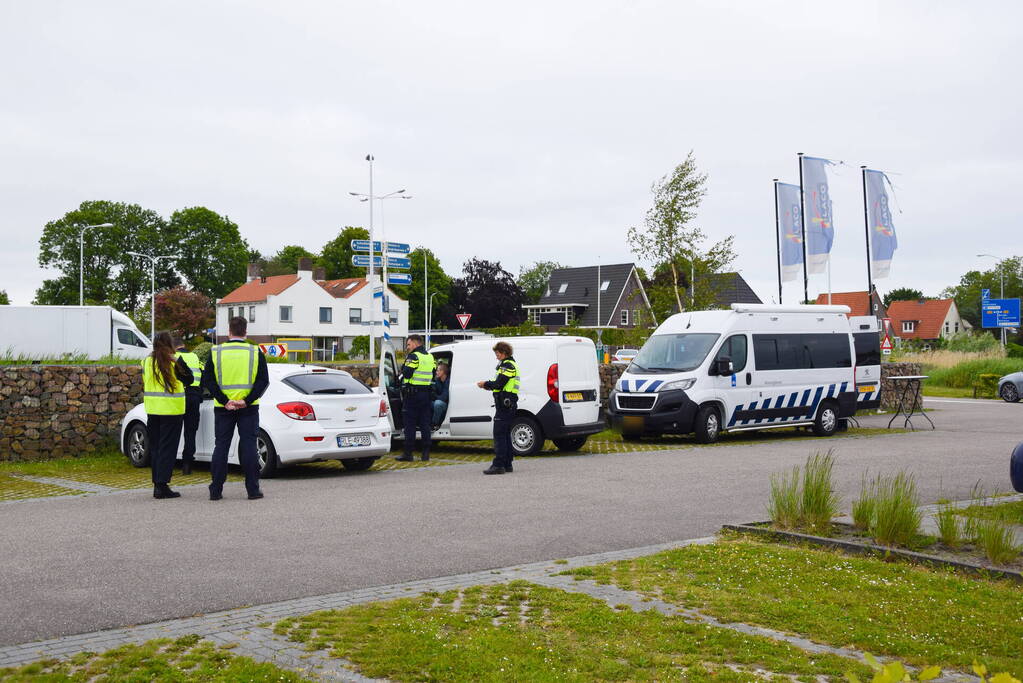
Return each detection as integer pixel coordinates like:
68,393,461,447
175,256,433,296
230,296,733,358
396,334,435,462
201,316,268,500
173,337,203,476
142,331,194,498
477,341,519,475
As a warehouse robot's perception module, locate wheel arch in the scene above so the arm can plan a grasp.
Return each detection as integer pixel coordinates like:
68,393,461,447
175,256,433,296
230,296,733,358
122,419,147,456
697,400,727,430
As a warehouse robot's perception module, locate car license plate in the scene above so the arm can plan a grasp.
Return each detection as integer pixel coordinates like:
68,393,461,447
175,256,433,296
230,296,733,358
623,415,644,431
858,385,877,393
564,392,584,402
337,434,371,448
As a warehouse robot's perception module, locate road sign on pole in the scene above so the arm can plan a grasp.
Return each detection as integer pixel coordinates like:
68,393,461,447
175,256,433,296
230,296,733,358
350,240,411,254
259,343,288,358
352,254,411,269
387,273,412,285
880,337,892,356
456,313,472,329
981,298,1021,328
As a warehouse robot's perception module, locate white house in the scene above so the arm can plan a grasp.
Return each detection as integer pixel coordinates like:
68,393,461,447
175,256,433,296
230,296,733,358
216,259,408,360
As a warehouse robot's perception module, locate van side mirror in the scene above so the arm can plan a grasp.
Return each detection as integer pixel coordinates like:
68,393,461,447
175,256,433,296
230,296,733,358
713,357,733,376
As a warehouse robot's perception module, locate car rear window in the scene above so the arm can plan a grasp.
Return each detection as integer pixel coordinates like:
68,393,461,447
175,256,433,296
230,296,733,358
282,373,372,395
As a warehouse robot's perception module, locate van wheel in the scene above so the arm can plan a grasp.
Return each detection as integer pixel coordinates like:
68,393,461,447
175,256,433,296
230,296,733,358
813,401,839,437
510,415,543,456
553,436,587,452
257,430,279,477
125,423,150,468
694,405,721,444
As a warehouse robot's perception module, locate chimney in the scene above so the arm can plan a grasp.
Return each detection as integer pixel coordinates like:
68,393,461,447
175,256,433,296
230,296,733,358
247,263,261,282
297,257,313,279
313,266,326,281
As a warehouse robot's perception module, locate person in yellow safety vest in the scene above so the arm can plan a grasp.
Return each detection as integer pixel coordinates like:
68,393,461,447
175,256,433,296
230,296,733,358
477,341,520,475
200,316,269,501
174,337,204,476
142,331,194,499
396,334,436,462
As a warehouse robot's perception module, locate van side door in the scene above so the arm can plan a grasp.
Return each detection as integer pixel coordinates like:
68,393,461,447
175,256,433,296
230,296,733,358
710,334,752,429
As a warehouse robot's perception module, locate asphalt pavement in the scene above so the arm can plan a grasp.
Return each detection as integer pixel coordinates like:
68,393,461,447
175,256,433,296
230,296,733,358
1,397,1018,646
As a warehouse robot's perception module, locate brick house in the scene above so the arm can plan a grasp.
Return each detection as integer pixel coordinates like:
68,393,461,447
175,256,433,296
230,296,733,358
886,298,971,341
522,263,655,332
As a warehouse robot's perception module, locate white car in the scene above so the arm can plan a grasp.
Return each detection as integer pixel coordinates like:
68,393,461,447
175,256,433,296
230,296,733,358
119,364,392,476
612,348,639,364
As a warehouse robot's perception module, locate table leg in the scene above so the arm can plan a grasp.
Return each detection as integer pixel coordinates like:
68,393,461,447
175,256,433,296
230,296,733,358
887,381,911,429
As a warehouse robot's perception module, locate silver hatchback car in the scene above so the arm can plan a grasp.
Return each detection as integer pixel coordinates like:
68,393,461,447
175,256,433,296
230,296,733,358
999,371,1023,402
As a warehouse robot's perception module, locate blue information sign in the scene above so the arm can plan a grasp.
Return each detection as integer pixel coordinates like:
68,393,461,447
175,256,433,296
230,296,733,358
981,298,1021,329
387,273,412,285
352,254,412,269
350,240,411,254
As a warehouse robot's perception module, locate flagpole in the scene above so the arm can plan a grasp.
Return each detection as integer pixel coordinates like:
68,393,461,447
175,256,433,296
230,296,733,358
861,166,874,318
773,179,782,305
826,257,832,304
797,153,809,304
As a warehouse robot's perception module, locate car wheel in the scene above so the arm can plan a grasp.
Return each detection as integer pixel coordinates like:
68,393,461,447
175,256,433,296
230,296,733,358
510,415,543,456
552,436,587,452
1000,383,1020,403
813,401,839,437
256,430,279,478
125,422,150,468
341,456,377,472
694,404,721,444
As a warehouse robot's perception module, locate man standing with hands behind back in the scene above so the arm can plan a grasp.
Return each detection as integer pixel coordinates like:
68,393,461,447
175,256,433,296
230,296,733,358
201,316,269,500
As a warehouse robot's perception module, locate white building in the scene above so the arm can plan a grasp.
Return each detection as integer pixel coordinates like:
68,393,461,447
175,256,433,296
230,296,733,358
216,259,408,360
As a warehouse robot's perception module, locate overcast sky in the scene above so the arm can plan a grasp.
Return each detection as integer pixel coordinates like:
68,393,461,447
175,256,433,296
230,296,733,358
2,1,1020,310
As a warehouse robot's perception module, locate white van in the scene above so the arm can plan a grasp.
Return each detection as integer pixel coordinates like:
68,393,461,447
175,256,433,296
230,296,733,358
607,304,879,443
382,336,605,456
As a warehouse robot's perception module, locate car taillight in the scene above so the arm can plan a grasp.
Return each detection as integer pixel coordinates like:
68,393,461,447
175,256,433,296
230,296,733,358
277,401,316,421
379,399,388,417
547,363,559,403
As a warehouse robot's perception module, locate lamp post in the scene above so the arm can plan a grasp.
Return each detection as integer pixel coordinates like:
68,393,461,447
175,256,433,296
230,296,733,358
127,251,178,342
977,253,1006,346
79,223,114,305
427,292,438,347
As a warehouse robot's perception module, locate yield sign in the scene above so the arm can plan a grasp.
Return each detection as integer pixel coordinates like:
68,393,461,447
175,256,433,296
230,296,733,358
456,313,472,329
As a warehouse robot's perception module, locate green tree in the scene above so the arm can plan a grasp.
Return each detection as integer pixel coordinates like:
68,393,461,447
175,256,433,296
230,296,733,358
320,226,369,280
451,258,524,328
0,290,9,305
882,287,924,307
262,245,318,277
389,247,452,329
34,201,177,313
517,260,564,304
169,207,251,298
942,256,1023,333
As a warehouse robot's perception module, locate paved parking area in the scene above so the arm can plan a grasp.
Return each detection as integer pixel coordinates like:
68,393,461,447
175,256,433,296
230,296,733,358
0,397,1018,647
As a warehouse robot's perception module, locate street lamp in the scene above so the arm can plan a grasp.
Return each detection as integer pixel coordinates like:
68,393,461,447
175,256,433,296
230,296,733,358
977,253,1006,346
79,223,114,305
427,291,438,348
127,251,178,343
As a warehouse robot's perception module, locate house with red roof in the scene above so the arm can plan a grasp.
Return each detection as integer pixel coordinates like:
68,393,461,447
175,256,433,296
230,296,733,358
216,258,407,359
886,298,970,341
813,289,886,320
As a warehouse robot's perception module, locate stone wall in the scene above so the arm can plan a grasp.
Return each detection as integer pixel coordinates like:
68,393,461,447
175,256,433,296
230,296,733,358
880,361,923,412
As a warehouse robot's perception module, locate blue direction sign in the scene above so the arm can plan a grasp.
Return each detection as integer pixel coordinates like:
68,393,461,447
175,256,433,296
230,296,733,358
981,298,1021,329
350,240,412,254
352,254,412,269
387,273,412,285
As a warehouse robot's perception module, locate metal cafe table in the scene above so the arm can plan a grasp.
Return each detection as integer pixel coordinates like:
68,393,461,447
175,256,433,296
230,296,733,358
887,375,934,430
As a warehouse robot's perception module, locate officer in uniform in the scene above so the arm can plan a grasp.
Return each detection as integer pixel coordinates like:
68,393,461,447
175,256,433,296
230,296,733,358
173,337,204,476
396,334,435,462
477,341,520,475
143,331,194,498
201,316,269,500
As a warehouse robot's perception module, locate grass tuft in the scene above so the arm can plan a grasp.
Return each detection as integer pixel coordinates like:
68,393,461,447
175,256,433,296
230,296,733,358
851,473,876,531
935,502,964,549
768,465,801,529
868,471,922,547
800,449,841,535
973,519,1022,566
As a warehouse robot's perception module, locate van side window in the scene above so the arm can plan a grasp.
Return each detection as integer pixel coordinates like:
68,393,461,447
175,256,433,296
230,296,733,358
715,335,747,373
117,328,145,347
753,336,779,370
754,334,851,370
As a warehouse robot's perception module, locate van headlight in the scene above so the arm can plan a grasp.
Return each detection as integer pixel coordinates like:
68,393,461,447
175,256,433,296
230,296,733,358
659,378,696,392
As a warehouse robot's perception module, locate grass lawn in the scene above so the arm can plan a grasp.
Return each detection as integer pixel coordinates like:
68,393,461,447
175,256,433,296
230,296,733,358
0,473,84,501
0,635,307,682
921,384,977,399
956,500,1023,525
565,536,1023,678
274,580,869,682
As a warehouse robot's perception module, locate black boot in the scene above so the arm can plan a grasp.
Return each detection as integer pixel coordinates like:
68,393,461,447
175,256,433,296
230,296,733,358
153,484,181,499
181,461,193,476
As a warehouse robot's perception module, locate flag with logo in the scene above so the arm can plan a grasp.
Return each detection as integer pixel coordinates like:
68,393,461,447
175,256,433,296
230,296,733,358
864,169,898,278
800,156,835,274
775,182,803,281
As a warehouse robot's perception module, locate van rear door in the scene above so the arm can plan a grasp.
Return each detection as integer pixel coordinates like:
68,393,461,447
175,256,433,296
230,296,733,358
557,339,600,426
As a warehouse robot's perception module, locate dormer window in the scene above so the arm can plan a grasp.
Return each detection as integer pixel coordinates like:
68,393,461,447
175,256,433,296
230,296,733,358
600,280,611,292
557,283,568,294
902,321,915,333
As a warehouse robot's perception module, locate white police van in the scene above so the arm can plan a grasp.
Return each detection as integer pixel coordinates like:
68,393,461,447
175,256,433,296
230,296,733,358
607,304,881,443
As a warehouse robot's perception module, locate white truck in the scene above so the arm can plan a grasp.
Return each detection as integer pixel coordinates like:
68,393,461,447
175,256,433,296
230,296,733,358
0,305,152,360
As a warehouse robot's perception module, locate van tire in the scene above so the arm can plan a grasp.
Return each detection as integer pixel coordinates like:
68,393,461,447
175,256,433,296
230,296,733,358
813,401,839,437
553,436,587,452
510,415,543,456
125,422,150,468
694,405,721,444
257,430,279,477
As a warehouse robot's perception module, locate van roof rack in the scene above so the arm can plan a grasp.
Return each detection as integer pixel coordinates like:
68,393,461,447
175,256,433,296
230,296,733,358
730,303,851,314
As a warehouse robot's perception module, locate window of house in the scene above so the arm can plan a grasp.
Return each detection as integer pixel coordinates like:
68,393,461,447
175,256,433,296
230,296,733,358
633,309,639,326
902,321,915,333
600,280,610,291
557,283,568,294
279,305,292,322
945,322,950,335
621,309,629,325
954,321,960,333
349,308,362,324
227,307,234,319
248,306,255,323
320,307,333,323
344,281,358,290
389,308,399,324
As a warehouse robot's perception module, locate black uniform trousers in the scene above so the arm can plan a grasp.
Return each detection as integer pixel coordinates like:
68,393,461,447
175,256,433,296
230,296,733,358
402,387,433,458
210,406,261,496
181,389,201,463
492,404,516,470
148,414,184,485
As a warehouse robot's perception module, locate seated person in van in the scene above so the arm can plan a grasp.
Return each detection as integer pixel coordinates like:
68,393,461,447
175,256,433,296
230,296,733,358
432,362,450,428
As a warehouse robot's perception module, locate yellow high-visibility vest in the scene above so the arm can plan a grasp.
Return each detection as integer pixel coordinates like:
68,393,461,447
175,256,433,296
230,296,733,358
142,357,186,415
175,351,203,388
405,350,436,386
493,358,520,395
210,341,260,407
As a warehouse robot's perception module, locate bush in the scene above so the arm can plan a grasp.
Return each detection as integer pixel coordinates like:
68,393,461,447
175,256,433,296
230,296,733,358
945,332,1002,353
767,450,840,534
191,342,213,367
935,501,964,548
924,358,1023,388
1006,342,1023,359
768,466,801,530
868,471,922,547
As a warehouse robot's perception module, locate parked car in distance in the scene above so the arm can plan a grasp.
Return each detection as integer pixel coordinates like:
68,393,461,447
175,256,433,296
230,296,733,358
612,348,639,364
120,365,391,476
999,372,1023,402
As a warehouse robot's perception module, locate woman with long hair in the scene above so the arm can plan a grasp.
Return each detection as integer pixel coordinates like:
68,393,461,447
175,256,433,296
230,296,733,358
142,331,194,499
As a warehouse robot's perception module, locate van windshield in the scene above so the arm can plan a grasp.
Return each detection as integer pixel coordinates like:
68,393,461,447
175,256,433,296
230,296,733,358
629,334,719,374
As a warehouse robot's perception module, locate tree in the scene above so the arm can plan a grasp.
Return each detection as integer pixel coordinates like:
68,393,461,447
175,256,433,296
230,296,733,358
388,247,452,329
169,207,251,298
262,245,318,277
0,290,9,305
35,201,178,313
447,258,524,328
882,287,924,308
942,256,1023,333
320,226,370,280
155,287,213,340
517,260,564,304
627,152,736,313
